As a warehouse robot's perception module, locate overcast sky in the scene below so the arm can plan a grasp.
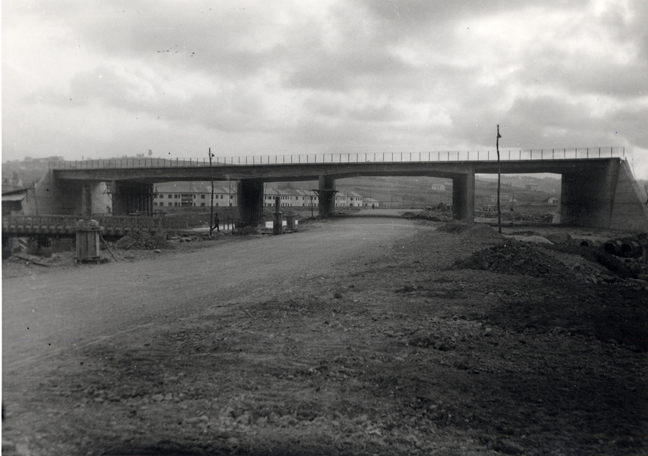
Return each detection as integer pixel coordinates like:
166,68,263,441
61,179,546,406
3,0,648,179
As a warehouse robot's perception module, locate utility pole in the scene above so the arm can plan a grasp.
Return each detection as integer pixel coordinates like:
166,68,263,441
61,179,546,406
209,148,215,236
496,125,502,234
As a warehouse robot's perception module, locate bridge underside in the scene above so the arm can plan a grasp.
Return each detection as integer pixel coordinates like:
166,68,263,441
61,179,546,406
22,158,648,232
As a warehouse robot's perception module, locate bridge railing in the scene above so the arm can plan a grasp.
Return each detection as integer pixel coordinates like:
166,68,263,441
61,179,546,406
2,215,84,234
3,215,164,236
49,146,626,170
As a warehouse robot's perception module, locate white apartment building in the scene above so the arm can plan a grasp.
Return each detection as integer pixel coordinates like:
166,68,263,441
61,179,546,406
153,182,237,208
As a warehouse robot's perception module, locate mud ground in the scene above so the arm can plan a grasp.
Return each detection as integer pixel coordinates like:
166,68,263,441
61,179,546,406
2,219,648,455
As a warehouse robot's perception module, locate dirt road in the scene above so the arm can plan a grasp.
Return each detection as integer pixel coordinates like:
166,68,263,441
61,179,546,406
3,218,422,371
2,218,647,456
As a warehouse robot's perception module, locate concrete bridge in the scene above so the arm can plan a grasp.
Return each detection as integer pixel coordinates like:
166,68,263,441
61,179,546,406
23,148,648,232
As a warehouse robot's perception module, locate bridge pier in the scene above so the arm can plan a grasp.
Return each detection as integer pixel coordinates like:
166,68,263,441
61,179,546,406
111,181,153,216
237,179,264,227
318,176,337,217
22,171,112,216
452,170,475,222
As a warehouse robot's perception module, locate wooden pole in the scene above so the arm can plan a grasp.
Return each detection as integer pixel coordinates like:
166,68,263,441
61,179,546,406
209,148,215,236
99,233,118,262
497,125,502,234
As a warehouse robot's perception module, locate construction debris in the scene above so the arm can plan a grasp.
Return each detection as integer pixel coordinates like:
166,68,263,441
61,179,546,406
453,239,571,278
232,225,261,235
437,221,502,239
407,208,452,222
114,230,171,250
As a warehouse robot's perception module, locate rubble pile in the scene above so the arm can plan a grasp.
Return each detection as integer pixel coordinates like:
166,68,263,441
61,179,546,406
114,230,171,250
476,209,554,223
411,209,452,222
232,225,260,236
438,221,502,239
454,239,572,278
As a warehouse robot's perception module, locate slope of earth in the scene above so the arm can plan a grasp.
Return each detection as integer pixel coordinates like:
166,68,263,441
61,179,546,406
2,219,647,455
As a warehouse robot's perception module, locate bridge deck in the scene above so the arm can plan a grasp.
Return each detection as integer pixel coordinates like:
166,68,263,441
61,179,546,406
51,154,626,184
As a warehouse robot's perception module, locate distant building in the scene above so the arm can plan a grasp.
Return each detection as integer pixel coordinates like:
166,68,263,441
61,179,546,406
350,191,365,207
430,183,446,192
265,188,318,207
2,188,29,215
153,182,237,208
547,196,559,205
363,197,380,208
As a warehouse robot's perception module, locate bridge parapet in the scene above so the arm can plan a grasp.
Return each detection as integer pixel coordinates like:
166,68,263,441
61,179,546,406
49,147,626,170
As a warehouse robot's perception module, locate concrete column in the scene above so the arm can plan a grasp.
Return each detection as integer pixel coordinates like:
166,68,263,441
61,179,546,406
273,196,283,235
318,176,336,217
557,160,619,228
112,181,154,216
452,169,475,222
237,179,264,227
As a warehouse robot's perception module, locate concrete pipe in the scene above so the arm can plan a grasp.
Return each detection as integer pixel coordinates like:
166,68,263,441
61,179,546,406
620,240,645,258
603,240,622,254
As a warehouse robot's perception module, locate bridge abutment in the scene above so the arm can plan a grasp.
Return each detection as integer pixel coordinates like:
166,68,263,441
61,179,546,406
557,161,618,228
452,170,475,222
318,176,336,217
557,159,648,230
237,179,264,227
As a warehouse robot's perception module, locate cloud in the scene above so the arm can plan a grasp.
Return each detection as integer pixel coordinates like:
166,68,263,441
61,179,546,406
2,0,648,180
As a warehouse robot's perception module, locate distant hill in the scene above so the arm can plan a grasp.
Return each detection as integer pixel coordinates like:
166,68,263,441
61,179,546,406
477,174,561,194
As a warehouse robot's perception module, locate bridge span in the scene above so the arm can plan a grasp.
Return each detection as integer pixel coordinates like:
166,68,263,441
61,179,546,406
20,148,648,232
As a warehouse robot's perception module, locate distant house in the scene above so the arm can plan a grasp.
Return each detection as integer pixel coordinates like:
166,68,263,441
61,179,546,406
547,196,559,205
430,183,446,192
363,197,380,208
333,191,365,207
347,191,365,207
2,188,29,215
